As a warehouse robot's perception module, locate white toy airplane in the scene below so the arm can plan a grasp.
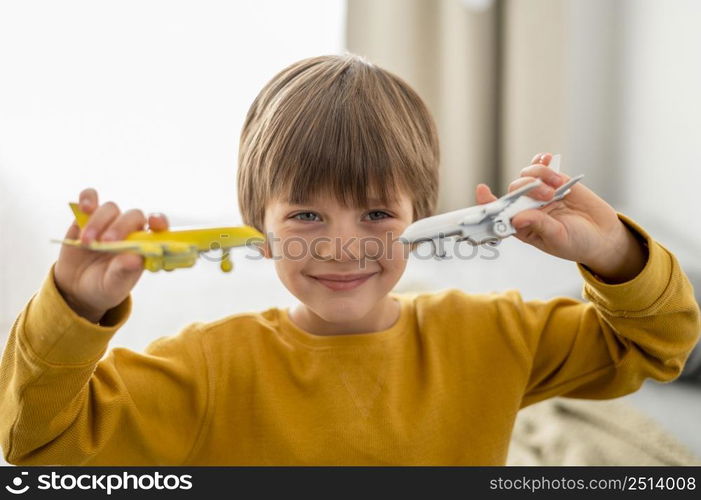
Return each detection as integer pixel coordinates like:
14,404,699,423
398,155,584,258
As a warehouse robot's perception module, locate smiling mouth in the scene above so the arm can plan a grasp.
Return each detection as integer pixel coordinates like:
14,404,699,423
308,272,377,291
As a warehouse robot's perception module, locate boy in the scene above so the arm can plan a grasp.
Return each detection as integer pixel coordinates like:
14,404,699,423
0,54,699,466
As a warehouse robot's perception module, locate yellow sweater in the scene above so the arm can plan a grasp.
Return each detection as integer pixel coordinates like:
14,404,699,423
1,214,699,465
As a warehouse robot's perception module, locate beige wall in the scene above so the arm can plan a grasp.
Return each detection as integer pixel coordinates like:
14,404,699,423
501,0,621,199
616,0,701,251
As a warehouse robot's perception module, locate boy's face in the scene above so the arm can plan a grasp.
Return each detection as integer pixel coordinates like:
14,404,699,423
261,188,414,329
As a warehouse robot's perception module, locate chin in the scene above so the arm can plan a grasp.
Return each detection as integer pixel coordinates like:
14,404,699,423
308,297,374,323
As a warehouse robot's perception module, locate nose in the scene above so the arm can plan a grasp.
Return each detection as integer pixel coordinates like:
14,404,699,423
312,229,362,263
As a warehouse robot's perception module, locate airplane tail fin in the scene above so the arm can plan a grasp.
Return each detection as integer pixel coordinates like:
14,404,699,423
69,202,90,229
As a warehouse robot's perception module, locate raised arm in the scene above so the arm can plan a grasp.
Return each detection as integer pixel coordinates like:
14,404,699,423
501,217,701,408
0,264,210,465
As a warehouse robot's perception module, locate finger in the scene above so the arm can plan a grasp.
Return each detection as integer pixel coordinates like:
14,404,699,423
511,209,564,241
111,252,144,273
476,184,498,204
81,202,120,244
147,213,169,232
540,152,552,166
64,219,81,240
79,188,99,214
519,164,565,187
508,176,554,201
101,209,147,241
530,153,544,165
104,252,145,290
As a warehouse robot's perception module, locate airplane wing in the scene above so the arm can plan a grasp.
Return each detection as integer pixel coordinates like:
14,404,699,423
495,178,542,205
51,238,165,257
459,179,542,226
550,174,584,201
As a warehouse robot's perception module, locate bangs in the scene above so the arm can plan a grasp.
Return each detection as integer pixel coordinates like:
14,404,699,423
262,62,423,211
271,112,407,210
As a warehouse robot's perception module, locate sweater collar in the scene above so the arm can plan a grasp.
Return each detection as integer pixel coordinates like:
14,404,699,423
277,293,411,349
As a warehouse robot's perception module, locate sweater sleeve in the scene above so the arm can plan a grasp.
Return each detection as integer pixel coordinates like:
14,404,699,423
0,263,211,465
502,214,701,409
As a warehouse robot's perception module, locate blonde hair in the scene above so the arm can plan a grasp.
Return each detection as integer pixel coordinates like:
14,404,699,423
237,53,440,233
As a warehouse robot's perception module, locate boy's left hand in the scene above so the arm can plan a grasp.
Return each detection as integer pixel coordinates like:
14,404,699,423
475,152,648,283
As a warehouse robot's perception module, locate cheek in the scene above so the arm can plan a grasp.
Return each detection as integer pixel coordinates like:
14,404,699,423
359,236,383,260
274,258,310,293
383,242,410,273
375,231,411,265
270,237,313,280
269,234,309,261
362,238,408,280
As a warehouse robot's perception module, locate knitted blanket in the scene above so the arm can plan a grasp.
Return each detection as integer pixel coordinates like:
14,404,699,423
507,397,701,465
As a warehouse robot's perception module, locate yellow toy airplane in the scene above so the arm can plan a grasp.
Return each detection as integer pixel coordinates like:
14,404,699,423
51,202,265,273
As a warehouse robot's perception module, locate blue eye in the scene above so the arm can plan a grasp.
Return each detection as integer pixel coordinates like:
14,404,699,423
292,212,320,222
367,210,391,221
290,210,392,222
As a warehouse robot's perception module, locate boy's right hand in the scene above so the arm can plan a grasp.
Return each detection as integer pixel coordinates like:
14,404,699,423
53,188,169,323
